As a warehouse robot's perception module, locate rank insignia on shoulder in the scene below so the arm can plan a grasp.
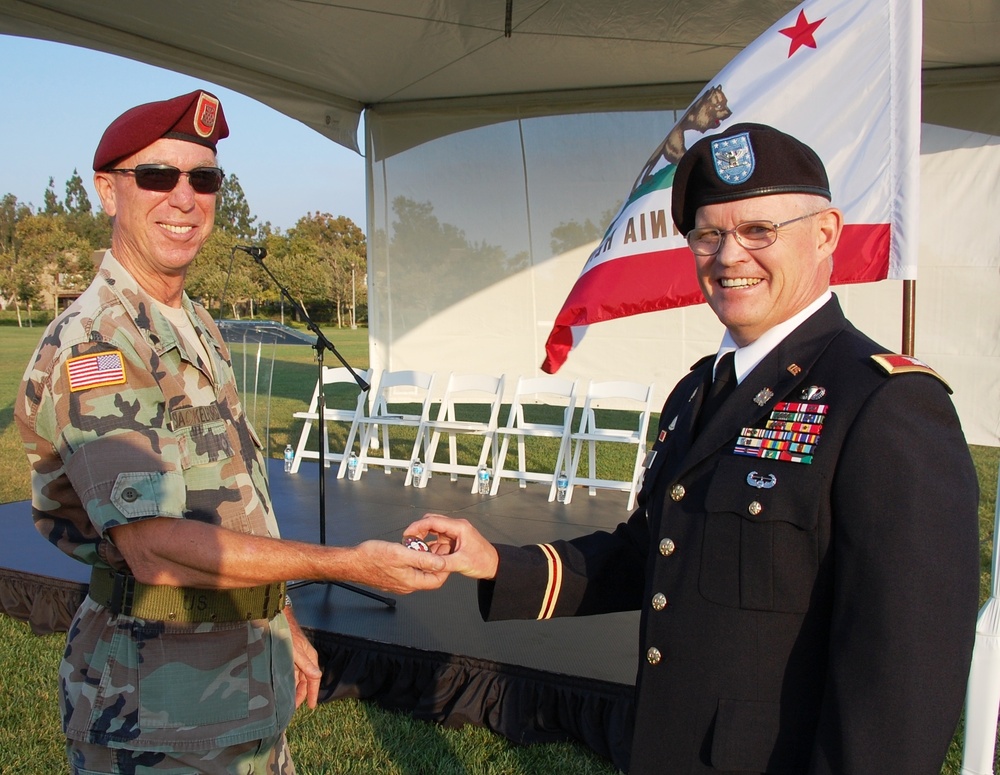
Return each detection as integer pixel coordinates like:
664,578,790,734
66,350,127,392
871,354,952,393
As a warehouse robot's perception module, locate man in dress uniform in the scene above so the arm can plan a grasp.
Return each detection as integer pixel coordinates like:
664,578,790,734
407,123,980,774
15,90,447,774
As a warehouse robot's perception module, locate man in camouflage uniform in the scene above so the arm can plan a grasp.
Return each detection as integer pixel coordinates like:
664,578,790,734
15,90,447,774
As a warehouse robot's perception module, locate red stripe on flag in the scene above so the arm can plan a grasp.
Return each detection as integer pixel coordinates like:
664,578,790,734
830,223,890,285
542,223,890,373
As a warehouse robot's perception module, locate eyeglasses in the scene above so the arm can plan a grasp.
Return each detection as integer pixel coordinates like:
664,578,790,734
106,164,225,195
686,211,825,256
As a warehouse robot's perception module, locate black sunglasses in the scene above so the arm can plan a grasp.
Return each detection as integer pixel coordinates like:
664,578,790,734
106,164,225,194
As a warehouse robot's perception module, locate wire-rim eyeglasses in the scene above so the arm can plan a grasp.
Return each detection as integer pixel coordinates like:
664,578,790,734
686,211,827,256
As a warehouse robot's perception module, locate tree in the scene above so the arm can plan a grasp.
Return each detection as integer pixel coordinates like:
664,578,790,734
0,194,31,311
0,193,30,256
289,213,367,326
215,173,258,241
13,212,90,325
42,177,65,216
59,170,111,250
186,230,266,319
64,169,92,215
290,212,366,256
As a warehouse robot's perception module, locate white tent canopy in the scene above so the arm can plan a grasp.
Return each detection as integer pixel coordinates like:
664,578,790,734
0,0,999,149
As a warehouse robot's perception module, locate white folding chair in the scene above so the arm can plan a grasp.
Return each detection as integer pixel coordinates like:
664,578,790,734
416,372,505,492
490,375,579,500
290,366,372,476
565,380,655,510
351,370,437,482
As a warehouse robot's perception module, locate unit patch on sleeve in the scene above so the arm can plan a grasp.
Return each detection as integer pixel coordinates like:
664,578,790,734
66,350,127,392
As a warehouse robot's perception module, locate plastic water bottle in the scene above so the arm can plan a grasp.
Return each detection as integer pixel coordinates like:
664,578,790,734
347,451,359,480
477,466,491,495
411,458,424,487
283,444,294,473
556,472,569,503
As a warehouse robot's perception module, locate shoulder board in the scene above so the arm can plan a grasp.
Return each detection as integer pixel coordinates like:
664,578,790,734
870,354,952,393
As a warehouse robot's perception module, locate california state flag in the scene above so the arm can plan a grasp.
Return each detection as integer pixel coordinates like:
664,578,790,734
541,0,920,373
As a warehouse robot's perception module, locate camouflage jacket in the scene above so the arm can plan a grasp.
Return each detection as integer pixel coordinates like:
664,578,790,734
15,251,294,751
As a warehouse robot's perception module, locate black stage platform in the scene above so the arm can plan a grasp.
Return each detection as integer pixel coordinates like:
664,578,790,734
0,459,638,770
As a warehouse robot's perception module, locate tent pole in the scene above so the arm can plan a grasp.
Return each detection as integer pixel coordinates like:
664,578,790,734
902,280,916,355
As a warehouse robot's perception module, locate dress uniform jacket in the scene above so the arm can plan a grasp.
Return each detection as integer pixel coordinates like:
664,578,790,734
15,252,295,752
479,296,979,774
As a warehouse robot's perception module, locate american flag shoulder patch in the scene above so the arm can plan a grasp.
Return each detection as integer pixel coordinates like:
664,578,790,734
66,350,127,392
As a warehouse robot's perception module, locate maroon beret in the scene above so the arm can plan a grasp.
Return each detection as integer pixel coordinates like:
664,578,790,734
671,123,831,236
93,90,229,171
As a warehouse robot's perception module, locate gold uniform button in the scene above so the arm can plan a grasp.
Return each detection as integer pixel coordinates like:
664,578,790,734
646,646,662,665
748,501,763,516
670,484,686,501
651,593,667,611
659,538,676,556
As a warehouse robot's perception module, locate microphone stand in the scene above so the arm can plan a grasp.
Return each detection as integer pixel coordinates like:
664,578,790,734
248,250,394,608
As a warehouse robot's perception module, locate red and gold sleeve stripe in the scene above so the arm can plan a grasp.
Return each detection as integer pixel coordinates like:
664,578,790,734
536,543,563,620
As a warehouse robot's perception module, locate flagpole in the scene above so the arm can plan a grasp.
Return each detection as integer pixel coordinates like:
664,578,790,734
902,280,916,356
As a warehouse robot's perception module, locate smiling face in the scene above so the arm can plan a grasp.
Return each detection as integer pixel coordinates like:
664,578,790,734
94,138,218,304
692,193,842,346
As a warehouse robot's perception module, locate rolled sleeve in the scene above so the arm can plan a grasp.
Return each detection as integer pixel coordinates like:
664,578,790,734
66,432,187,534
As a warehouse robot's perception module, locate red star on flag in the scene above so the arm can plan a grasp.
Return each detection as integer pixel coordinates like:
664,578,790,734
779,10,826,57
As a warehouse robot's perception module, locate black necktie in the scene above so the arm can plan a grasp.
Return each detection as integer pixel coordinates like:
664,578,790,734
695,351,737,437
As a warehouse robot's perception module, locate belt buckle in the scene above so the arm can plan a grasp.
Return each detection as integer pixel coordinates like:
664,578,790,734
109,571,137,616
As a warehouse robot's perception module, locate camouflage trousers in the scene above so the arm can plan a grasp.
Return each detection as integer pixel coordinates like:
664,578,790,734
68,733,295,775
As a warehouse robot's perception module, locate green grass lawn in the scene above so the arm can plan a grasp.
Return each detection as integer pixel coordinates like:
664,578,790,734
0,323,997,774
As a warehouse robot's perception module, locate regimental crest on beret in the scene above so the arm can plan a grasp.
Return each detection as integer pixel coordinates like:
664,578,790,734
711,131,755,185
194,92,220,138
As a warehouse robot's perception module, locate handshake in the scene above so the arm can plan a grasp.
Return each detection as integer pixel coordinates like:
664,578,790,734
356,514,499,594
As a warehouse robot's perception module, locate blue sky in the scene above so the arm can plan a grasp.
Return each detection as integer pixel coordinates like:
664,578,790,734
0,35,367,231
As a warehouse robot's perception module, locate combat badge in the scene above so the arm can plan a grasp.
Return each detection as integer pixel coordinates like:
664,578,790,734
747,471,777,489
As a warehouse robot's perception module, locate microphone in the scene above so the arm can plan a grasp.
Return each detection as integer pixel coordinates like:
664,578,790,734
235,245,267,260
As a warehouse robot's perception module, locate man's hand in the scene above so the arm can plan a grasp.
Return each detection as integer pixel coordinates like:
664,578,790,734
351,539,450,593
403,514,499,580
283,605,321,710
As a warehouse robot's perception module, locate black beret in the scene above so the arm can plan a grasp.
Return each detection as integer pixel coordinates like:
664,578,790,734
671,123,831,236
93,90,229,171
